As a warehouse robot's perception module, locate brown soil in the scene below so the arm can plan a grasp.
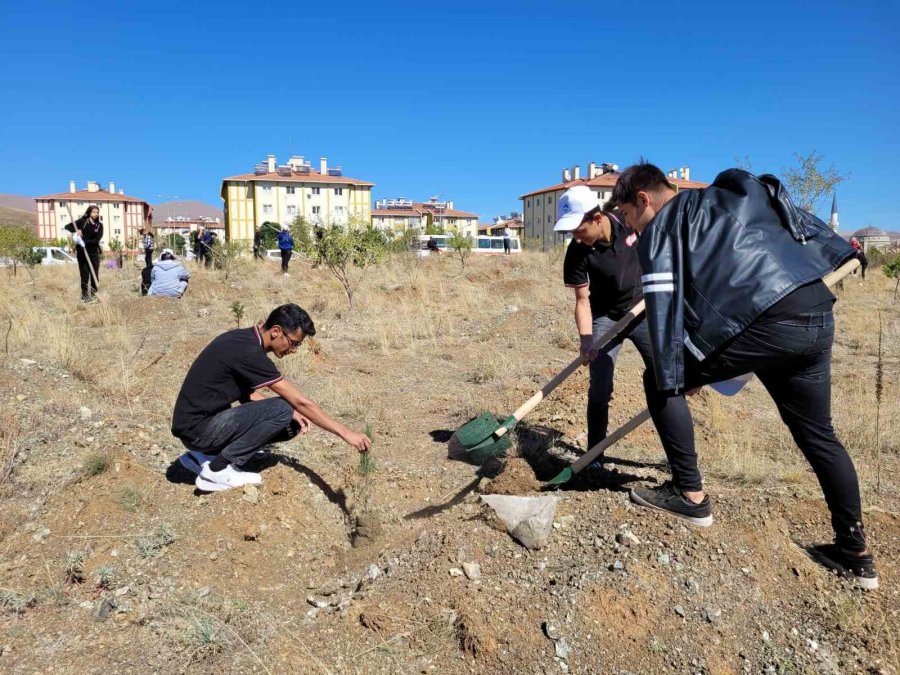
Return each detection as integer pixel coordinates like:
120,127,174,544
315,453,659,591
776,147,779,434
1,256,898,674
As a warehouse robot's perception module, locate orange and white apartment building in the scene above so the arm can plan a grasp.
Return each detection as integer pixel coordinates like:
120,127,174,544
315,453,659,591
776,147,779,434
371,197,480,237
35,180,152,249
220,154,374,243
520,162,707,246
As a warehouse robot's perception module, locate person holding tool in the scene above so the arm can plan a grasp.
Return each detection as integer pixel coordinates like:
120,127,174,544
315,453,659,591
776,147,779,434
65,205,103,302
554,185,652,464
611,163,878,589
172,303,372,492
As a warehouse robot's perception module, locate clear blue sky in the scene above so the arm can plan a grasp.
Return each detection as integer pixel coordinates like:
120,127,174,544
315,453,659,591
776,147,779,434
1,0,897,229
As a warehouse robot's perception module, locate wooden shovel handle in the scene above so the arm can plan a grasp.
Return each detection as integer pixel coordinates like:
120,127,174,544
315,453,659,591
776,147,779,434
494,299,647,439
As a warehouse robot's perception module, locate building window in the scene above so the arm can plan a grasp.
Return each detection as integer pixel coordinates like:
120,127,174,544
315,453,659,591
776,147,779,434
114,215,121,223
286,205,297,216
536,198,541,206
334,188,343,196
333,206,344,217
263,204,273,215
526,200,531,208
58,201,65,207
312,206,321,215
113,203,120,209
548,196,553,203
286,186,296,194
312,187,321,195
262,185,272,193
114,228,121,235
246,187,252,199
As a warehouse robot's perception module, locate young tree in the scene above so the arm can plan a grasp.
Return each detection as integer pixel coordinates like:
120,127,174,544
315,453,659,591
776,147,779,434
312,220,386,309
882,255,900,300
0,225,42,276
782,151,846,216
258,221,280,252
448,230,473,270
290,216,313,255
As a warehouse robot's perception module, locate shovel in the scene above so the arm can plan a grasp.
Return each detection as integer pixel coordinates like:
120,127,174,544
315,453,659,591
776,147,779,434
455,300,646,465
544,374,754,486
544,257,861,486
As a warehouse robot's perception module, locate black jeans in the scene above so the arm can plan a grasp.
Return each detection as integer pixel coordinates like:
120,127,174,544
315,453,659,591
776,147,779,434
588,315,653,449
179,398,297,467
76,246,100,300
145,249,153,268
643,311,866,553
281,249,292,272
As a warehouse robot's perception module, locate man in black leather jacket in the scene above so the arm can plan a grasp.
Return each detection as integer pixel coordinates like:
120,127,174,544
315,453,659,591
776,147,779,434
611,163,877,590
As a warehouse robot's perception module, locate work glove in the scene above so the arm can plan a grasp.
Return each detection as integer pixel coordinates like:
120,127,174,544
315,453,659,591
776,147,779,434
74,235,85,248
580,334,599,363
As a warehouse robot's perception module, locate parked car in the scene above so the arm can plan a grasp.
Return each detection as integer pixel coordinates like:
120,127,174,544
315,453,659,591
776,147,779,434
0,246,77,267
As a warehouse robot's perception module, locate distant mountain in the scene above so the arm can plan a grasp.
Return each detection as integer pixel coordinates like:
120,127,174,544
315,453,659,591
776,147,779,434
0,205,36,228
152,200,223,222
0,194,35,212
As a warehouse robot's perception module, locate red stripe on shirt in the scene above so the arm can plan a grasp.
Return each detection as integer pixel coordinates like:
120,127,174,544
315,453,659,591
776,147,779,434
252,375,283,390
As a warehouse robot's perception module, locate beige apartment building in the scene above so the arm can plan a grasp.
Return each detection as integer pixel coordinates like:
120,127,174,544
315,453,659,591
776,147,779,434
371,197,479,237
221,154,374,243
34,180,151,248
520,162,706,245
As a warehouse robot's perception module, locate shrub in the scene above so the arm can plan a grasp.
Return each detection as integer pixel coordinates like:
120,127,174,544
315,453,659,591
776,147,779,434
136,523,176,558
310,220,386,309
0,225,42,276
81,453,110,478
448,231,473,270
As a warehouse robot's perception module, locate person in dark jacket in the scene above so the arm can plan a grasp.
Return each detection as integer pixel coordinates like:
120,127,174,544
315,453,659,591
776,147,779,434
202,229,216,269
277,225,294,275
611,163,877,590
65,205,103,302
253,227,263,260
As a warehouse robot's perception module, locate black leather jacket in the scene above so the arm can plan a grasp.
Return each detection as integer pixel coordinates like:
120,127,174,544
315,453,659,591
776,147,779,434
637,169,855,392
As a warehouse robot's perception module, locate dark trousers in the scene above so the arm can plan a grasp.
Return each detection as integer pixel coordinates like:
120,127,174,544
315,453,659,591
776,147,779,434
180,398,297,467
76,246,100,300
643,311,866,552
589,315,653,449
281,249,292,272
503,238,511,255
145,249,153,268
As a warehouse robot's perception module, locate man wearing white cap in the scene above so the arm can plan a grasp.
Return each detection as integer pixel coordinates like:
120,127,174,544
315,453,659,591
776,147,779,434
556,185,653,463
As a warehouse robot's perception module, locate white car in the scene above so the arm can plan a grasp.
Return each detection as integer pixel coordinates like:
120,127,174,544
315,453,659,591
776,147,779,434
34,246,78,265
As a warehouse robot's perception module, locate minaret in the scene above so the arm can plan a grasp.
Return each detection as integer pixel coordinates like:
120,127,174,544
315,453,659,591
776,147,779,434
829,192,839,231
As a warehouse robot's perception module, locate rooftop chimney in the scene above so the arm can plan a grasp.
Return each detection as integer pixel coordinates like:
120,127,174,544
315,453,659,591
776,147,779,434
69,180,76,194
109,181,116,194
573,165,581,180
680,166,690,181
288,155,304,169
667,169,678,180
563,168,572,182
267,155,276,173
588,162,597,179
319,157,327,175
87,181,100,193
119,190,124,195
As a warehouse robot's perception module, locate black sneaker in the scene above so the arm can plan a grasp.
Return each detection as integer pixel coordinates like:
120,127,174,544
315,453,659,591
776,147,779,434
806,544,879,591
629,481,713,527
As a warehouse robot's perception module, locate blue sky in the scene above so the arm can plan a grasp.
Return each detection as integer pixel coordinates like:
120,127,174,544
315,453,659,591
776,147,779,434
1,0,897,229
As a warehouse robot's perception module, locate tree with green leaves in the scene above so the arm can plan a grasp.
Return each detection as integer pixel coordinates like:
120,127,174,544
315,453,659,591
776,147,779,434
782,151,846,216
311,220,386,309
0,225,42,276
448,230,473,270
882,255,900,300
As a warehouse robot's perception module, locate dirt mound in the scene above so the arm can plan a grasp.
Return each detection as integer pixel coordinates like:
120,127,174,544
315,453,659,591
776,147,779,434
481,458,541,495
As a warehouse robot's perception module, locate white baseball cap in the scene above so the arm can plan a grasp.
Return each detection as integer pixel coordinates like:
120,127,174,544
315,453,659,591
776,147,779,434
554,185,600,232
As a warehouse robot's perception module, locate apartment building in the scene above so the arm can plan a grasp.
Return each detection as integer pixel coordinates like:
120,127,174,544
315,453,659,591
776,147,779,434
34,180,151,248
479,212,524,239
220,154,374,242
371,196,479,237
520,162,706,245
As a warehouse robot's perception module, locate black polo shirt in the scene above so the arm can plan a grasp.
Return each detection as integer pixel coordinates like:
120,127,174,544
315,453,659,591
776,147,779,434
171,325,284,440
563,213,643,320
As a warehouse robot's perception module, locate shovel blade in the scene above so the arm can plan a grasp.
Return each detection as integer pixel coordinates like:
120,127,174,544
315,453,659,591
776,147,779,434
544,467,573,487
466,435,512,465
454,412,501,449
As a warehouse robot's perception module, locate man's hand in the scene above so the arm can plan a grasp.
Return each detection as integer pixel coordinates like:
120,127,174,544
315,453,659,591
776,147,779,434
580,335,599,363
342,429,373,453
292,410,310,433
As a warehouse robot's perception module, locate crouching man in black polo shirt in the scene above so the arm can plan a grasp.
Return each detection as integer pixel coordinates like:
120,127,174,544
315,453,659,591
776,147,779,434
171,303,372,492
555,185,653,464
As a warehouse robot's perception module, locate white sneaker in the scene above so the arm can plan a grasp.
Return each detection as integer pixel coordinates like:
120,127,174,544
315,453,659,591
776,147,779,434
195,461,262,492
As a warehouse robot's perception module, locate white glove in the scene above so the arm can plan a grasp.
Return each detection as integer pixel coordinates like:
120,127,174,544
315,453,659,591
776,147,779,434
74,235,85,248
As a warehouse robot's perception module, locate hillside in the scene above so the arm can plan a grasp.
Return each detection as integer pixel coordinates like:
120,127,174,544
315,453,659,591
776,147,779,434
0,253,897,673
0,193,36,213
0,205,36,228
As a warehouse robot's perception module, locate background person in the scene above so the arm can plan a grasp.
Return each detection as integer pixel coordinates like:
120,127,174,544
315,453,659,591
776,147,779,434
277,224,294,275
65,205,103,302
503,226,512,255
171,304,372,492
148,249,191,297
612,162,878,590
142,229,155,268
